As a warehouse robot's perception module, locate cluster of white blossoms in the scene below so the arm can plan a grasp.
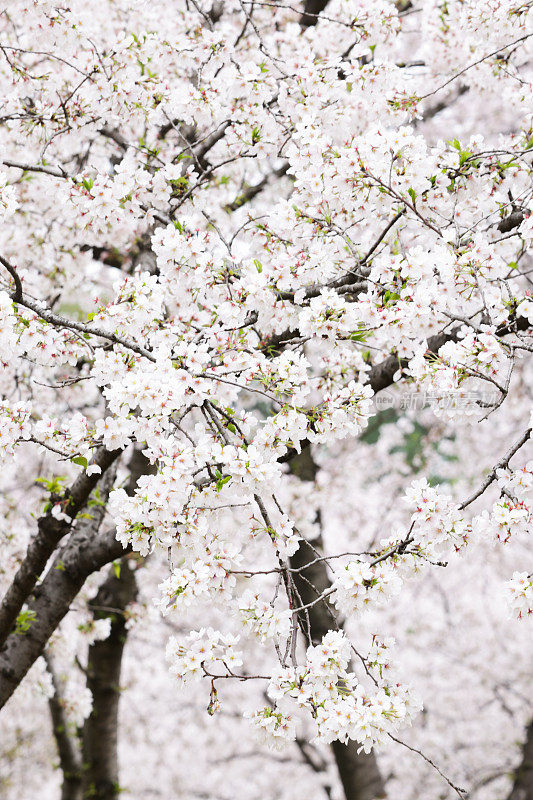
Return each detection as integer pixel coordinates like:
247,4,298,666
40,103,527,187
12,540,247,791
330,479,473,618
504,573,533,619
310,382,375,443
0,402,31,459
332,559,403,617
246,707,298,751
157,559,235,611
252,631,421,752
238,590,292,643
59,681,94,729
166,628,243,686
366,636,397,680
407,338,510,420
470,464,532,546
487,501,530,544
405,479,471,553
77,617,112,646
497,461,533,501
0,169,18,220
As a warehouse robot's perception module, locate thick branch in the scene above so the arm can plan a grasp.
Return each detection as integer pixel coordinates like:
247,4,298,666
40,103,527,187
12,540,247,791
0,253,23,301
0,448,152,710
0,447,120,649
0,525,127,710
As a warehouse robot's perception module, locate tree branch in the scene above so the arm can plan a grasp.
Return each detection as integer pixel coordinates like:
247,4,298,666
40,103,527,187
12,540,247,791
0,253,23,302
0,446,120,649
0,448,153,710
0,525,127,710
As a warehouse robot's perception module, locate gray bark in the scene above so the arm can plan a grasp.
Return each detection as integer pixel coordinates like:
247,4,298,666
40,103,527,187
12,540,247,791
81,561,138,800
44,651,83,800
79,449,152,799
0,525,126,709
508,721,533,800
0,447,119,648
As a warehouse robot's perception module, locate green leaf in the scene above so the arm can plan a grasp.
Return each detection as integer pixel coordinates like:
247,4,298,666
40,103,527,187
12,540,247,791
349,327,369,343
14,609,37,635
88,486,106,507
214,469,231,492
36,475,67,494
71,455,88,470
447,138,461,151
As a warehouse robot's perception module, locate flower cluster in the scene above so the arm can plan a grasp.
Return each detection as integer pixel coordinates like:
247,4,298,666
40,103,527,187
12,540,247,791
0,402,31,460
166,628,243,686
504,573,533,620
247,707,297,751
404,479,471,554
238,590,292,643
262,631,421,752
332,560,403,617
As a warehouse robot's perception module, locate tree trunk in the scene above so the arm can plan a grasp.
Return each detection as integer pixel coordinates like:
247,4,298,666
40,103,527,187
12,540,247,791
81,448,152,800
44,652,83,800
508,721,533,800
81,562,137,800
300,0,330,27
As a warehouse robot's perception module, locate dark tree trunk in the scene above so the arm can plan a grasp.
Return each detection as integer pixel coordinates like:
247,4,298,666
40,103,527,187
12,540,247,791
80,448,152,800
508,721,533,800
44,652,83,800
300,0,330,27
331,740,385,800
81,562,138,800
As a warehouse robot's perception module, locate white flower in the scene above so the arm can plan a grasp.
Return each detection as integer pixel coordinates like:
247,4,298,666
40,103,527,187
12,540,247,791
504,572,533,619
